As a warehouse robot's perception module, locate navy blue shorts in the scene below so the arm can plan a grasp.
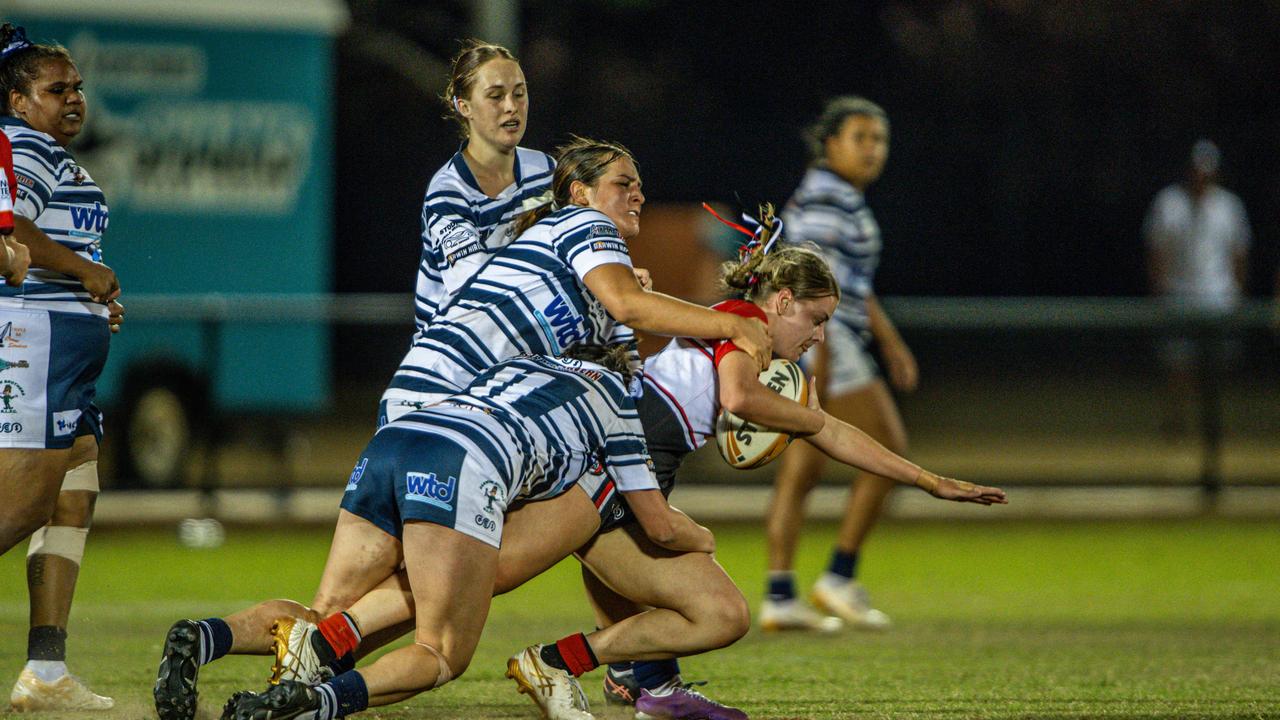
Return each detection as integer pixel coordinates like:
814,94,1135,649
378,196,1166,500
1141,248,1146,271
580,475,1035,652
339,423,512,548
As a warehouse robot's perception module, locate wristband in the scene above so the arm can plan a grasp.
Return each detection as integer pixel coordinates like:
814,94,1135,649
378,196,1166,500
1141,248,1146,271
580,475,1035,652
914,469,939,493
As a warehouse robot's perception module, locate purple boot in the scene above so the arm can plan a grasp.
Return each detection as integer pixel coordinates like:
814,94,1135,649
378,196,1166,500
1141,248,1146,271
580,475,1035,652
634,686,748,720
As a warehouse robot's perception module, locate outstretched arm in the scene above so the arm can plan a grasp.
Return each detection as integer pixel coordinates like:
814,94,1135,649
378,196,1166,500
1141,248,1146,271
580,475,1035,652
802,385,1006,505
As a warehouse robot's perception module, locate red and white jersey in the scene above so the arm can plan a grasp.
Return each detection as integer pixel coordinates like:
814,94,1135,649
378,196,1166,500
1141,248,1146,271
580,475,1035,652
640,299,766,452
0,131,15,234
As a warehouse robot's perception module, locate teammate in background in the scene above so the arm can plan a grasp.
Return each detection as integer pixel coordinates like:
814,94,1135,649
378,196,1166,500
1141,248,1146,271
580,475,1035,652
381,39,557,421
1143,139,1252,436
0,24,120,711
762,96,916,631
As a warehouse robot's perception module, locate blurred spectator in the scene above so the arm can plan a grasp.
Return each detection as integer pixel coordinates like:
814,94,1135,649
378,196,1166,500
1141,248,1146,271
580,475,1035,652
1143,139,1252,435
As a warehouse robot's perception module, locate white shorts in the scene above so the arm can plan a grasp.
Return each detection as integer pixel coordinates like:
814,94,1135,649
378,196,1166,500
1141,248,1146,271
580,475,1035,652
800,320,878,398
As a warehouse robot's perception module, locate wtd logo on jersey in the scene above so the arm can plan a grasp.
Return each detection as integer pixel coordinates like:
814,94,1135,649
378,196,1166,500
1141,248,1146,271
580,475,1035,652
345,458,369,492
69,202,108,235
535,296,585,353
0,358,30,374
405,471,458,511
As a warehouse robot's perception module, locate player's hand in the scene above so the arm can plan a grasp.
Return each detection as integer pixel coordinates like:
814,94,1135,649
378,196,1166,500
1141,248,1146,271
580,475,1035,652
916,470,1007,505
107,298,124,333
79,261,120,303
732,317,772,371
1,235,30,287
881,337,918,392
632,267,653,291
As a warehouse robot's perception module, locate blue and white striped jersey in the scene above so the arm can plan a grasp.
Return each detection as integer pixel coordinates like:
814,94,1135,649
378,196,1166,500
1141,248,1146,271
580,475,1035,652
387,206,640,400
0,117,109,318
783,166,880,333
415,145,554,329
389,354,658,502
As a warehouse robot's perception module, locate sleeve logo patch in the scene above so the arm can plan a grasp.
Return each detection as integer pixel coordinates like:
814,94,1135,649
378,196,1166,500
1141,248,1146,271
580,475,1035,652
587,224,621,240
439,221,477,251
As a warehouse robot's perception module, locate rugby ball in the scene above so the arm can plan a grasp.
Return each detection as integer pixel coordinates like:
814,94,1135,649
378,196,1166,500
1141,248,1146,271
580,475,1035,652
715,359,808,469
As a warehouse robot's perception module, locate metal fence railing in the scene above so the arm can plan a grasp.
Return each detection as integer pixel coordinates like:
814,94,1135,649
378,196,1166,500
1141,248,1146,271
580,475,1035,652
111,294,1280,496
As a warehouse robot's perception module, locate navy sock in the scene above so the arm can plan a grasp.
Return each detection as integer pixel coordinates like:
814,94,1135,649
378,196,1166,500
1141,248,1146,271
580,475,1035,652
27,626,67,661
329,653,356,676
608,661,634,676
828,549,859,580
766,571,796,601
315,670,369,719
196,619,234,665
633,659,680,690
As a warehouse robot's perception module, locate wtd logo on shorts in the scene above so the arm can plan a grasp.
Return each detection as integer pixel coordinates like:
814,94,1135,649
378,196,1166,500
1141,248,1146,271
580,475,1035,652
405,471,457,511
345,458,368,492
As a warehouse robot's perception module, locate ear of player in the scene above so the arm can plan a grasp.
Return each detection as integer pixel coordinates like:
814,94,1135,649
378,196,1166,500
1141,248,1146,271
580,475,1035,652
716,358,807,469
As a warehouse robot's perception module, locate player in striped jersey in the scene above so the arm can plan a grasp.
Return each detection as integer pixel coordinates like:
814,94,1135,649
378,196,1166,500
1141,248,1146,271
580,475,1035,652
413,41,555,331
0,25,119,712
764,96,920,631
157,348,711,720
380,136,771,423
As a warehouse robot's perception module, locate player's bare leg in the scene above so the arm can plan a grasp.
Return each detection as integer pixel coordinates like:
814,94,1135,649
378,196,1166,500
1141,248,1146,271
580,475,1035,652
224,520,499,718
12,435,113,711
807,379,906,629
0,447,69,554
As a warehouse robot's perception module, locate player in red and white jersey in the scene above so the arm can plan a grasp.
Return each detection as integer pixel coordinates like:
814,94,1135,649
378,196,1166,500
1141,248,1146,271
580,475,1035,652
0,121,31,285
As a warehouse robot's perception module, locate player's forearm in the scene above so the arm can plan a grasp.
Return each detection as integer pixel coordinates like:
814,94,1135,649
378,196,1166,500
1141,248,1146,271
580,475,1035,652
722,381,824,436
625,489,714,553
617,289,741,340
11,216,94,278
805,412,920,484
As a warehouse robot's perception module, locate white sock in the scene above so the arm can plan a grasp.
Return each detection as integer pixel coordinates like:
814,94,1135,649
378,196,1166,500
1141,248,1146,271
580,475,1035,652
817,572,851,589
26,660,67,683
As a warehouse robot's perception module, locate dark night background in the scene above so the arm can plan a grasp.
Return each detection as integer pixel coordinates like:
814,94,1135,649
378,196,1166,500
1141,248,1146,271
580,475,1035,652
332,0,1280,299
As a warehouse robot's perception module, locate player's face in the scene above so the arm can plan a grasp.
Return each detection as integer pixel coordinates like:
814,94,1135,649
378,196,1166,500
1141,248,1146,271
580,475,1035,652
579,156,645,239
459,58,527,152
10,58,86,147
765,292,837,361
825,114,888,190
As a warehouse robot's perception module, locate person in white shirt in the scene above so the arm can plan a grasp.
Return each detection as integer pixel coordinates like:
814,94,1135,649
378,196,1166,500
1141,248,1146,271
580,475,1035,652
1143,139,1252,434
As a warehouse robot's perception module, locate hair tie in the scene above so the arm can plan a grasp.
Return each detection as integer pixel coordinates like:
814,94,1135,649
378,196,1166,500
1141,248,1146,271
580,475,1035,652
452,95,462,114
0,26,32,66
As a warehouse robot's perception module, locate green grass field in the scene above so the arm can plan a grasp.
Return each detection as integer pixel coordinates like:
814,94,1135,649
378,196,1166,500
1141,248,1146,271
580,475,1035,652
1,519,1277,719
